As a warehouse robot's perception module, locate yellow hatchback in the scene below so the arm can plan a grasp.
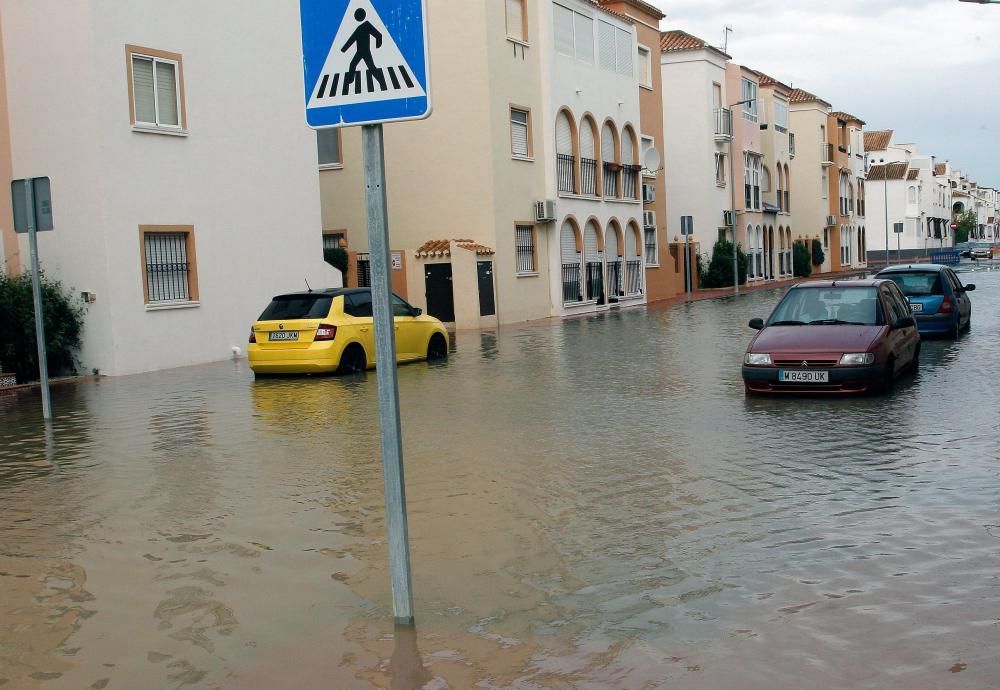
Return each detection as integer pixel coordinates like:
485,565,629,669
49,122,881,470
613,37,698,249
248,288,449,376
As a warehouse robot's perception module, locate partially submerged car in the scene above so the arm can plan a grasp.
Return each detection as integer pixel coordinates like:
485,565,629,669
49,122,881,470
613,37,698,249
743,280,920,395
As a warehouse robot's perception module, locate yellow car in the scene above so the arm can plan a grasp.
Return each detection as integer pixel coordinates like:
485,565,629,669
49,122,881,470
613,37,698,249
248,288,449,376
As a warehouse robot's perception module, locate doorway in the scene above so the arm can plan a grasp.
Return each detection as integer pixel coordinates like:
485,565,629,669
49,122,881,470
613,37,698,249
424,263,455,322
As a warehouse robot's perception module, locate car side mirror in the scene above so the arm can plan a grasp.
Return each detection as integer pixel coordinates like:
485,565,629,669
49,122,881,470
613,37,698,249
892,316,915,330
963,284,976,292
413,307,423,316
748,318,764,330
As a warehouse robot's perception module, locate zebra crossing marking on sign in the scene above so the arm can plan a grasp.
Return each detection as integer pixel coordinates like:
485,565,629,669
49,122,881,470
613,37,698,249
300,0,431,128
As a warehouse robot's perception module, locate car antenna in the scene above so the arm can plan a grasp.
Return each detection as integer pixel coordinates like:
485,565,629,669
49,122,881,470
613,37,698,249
305,278,312,292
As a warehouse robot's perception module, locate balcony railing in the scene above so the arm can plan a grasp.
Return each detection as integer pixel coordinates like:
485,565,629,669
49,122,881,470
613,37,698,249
585,262,604,304
625,260,643,296
562,263,582,303
603,162,619,198
714,107,733,140
783,191,790,213
822,143,834,166
557,154,576,193
789,132,796,158
581,158,598,196
622,164,641,200
607,259,623,299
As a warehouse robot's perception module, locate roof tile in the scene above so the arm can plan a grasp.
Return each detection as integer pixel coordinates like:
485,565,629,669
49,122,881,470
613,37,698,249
863,130,893,152
660,30,730,58
831,111,865,126
866,162,908,181
788,87,832,108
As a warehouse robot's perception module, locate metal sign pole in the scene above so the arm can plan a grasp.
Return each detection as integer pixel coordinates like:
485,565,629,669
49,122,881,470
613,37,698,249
25,180,52,420
685,234,691,300
362,123,415,627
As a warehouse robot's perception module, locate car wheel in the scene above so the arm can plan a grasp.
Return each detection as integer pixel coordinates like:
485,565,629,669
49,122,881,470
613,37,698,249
426,333,448,361
336,344,367,375
947,321,959,339
911,343,921,373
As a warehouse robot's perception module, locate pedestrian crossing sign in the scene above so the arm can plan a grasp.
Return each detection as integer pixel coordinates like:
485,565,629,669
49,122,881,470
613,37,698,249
300,0,432,128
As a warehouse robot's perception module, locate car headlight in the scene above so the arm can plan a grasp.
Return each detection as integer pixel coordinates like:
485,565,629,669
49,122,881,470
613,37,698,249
839,353,875,366
745,353,773,366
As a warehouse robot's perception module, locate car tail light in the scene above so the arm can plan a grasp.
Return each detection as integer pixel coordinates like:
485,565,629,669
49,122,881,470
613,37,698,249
939,296,954,314
249,328,256,344
314,324,337,341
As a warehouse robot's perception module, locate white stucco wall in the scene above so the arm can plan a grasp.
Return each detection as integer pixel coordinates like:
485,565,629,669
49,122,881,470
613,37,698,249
2,0,336,375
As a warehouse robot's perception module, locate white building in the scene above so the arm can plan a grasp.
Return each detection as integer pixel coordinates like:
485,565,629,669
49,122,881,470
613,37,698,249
0,1,339,376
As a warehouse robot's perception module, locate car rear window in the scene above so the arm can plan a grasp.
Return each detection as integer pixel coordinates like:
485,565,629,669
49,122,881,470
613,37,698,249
769,286,883,326
258,294,333,320
882,272,943,296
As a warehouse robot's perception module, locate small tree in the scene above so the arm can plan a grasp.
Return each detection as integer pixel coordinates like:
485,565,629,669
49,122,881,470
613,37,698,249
793,242,813,278
811,239,825,267
323,246,349,274
955,210,976,244
699,239,748,288
0,271,85,382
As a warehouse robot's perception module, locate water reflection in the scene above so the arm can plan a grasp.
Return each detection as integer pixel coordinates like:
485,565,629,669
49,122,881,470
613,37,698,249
1,270,1000,687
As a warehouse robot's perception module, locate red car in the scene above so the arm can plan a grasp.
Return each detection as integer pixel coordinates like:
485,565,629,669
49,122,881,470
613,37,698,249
742,279,920,395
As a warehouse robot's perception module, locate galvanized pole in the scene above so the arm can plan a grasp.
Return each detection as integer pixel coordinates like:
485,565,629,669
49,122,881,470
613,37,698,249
362,123,415,626
685,233,691,301
25,181,52,420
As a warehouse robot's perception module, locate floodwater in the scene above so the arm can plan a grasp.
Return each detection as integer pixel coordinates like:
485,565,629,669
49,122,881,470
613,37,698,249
3,266,1000,689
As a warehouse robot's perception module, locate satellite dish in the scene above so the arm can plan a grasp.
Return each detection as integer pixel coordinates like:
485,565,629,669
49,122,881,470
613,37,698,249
643,146,662,175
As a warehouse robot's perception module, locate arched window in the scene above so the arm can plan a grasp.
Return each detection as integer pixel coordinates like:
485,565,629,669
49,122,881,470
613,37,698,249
601,121,619,198
579,116,598,196
908,185,917,203
625,222,643,295
560,219,582,303
848,183,855,214
783,164,791,212
606,222,623,298
746,224,755,278
556,111,577,194
621,126,638,199
583,220,604,303
762,166,772,194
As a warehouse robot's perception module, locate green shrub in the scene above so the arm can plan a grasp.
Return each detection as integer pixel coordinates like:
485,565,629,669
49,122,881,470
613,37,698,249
811,239,825,266
793,243,813,278
699,239,748,288
0,271,85,382
323,246,348,274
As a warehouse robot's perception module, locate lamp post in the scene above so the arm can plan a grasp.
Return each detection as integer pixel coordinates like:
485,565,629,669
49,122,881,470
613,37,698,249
728,97,755,295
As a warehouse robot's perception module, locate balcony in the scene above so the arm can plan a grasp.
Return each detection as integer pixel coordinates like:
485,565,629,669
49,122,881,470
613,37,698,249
603,162,619,198
581,158,598,196
789,133,796,158
562,262,582,304
622,164,641,200
822,143,834,167
557,154,576,194
714,108,733,141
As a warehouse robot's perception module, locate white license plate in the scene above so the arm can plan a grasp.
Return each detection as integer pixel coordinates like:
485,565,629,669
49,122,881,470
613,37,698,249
779,370,829,383
909,302,923,313
268,331,299,342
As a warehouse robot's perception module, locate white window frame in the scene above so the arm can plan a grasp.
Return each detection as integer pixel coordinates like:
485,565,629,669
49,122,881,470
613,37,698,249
505,0,528,44
643,225,658,266
715,152,726,187
637,44,652,89
129,50,184,132
317,129,343,170
554,3,595,63
510,106,532,160
741,78,758,122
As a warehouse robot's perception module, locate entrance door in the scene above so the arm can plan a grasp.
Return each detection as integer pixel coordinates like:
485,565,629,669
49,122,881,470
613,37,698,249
477,261,496,316
424,263,455,322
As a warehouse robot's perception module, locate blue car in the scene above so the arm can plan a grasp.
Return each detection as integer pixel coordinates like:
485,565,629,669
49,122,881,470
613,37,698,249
875,264,975,338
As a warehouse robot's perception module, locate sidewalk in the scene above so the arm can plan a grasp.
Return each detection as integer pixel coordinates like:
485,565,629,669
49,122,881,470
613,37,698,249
650,268,870,308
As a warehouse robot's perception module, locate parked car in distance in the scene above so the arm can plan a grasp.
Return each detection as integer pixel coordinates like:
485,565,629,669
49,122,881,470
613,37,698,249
743,280,920,395
875,264,974,338
970,245,994,260
248,288,449,376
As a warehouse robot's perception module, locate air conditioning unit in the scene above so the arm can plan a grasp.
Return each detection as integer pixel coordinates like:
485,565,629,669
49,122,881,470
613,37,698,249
643,210,656,228
826,215,836,226
642,183,656,203
723,210,736,227
534,199,556,223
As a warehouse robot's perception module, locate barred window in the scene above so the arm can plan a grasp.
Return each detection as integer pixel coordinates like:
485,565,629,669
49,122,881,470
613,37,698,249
356,252,372,287
516,225,536,274
142,229,197,303
323,233,345,250
644,227,657,265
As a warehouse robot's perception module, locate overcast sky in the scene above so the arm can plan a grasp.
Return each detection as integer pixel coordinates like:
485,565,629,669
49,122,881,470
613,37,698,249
648,0,1000,183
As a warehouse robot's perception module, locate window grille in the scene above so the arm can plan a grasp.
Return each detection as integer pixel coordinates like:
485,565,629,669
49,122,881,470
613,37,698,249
145,233,190,302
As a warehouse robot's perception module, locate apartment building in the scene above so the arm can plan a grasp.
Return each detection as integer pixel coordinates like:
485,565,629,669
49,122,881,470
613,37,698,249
787,88,834,272
754,72,795,279
0,1,337,376
727,65,768,282
324,0,674,329
829,112,867,270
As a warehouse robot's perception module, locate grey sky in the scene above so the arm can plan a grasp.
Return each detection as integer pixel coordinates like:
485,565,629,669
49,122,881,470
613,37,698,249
649,0,1000,184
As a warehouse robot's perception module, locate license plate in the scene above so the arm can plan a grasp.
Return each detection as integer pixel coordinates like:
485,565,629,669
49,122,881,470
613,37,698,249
909,302,923,313
268,331,299,342
779,370,829,383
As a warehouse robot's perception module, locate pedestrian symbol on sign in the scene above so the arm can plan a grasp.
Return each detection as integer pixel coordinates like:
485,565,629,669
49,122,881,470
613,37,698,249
307,0,426,112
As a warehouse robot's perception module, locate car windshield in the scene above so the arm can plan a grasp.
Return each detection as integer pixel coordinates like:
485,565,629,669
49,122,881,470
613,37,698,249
258,294,333,320
768,287,884,326
882,272,943,297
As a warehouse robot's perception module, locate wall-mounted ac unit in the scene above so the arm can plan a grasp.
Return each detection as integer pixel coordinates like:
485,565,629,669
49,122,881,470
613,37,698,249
723,210,736,227
642,183,656,203
643,210,656,228
826,215,836,226
534,199,556,223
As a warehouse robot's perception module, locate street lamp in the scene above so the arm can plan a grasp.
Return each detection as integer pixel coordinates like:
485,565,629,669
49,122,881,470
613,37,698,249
728,97,755,295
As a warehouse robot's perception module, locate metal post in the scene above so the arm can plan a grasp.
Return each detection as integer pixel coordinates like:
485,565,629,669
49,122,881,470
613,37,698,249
728,138,739,294
684,233,691,300
25,181,52,420
884,176,889,267
362,123,415,626
897,228,901,263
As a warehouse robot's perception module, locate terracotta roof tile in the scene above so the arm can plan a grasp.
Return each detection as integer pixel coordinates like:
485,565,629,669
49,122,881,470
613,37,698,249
934,163,947,175
788,87,832,108
598,0,664,20
415,239,495,258
907,169,920,180
660,30,731,58
864,130,893,152
455,241,496,256
866,162,908,181
831,111,865,126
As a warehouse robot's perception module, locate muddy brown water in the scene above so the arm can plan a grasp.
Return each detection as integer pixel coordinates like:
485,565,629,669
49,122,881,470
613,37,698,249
3,267,1000,689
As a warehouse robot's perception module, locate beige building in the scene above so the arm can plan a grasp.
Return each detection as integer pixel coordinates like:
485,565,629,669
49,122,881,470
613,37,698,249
788,87,834,273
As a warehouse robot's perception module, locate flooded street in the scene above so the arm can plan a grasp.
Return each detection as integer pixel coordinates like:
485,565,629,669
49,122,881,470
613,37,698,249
3,267,1000,689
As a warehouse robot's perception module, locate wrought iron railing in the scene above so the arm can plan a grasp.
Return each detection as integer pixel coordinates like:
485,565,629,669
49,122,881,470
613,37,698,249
622,164,641,200
606,260,623,298
562,263,582,303
145,232,191,302
356,253,372,287
625,260,642,295
581,158,597,196
585,262,604,304
557,154,575,193
603,162,619,198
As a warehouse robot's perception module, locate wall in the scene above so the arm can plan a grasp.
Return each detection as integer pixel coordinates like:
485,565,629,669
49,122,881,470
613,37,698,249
788,103,831,272
3,0,334,375
0,16,15,275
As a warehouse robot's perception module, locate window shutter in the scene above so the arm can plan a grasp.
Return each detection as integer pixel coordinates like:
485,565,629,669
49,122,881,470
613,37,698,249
554,5,574,56
132,56,156,124
317,129,341,165
637,47,650,85
511,110,529,157
556,113,573,155
625,226,639,260
606,225,619,258
621,128,635,165
598,21,616,71
584,222,601,261
560,222,580,263
155,61,179,126
580,121,595,159
574,13,594,63
615,28,633,77
506,0,525,41
601,123,615,163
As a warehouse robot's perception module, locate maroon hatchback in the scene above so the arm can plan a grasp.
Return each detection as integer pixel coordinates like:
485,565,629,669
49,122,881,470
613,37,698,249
742,279,920,395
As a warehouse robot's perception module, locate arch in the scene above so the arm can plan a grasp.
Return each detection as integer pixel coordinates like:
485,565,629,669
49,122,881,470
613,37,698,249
621,124,638,165
556,108,579,194
579,115,598,159
583,219,603,262
601,119,620,164
767,225,775,279
605,219,624,257
555,109,577,156
560,217,583,258
579,115,599,196
627,220,643,258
